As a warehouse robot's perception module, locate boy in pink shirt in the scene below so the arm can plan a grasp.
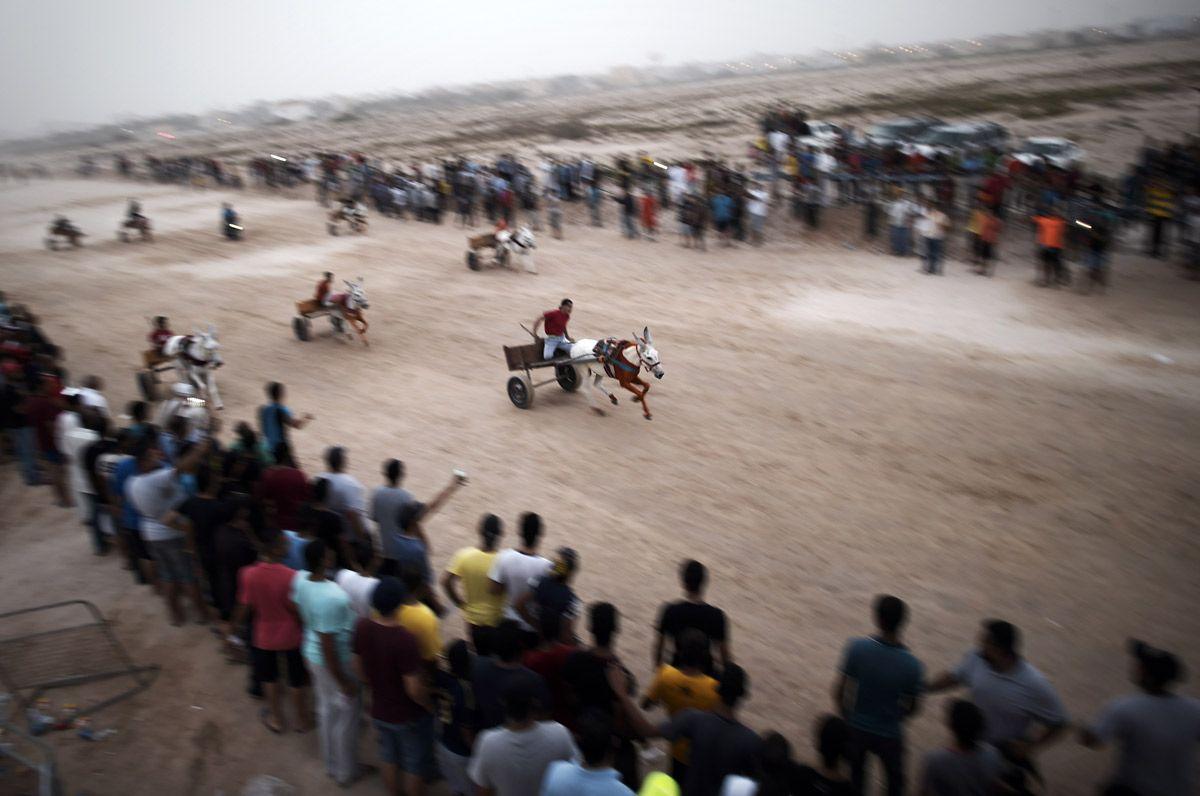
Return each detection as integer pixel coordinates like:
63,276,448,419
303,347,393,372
233,528,311,733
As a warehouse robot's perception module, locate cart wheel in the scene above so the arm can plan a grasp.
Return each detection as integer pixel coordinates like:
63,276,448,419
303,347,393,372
507,375,533,409
331,315,345,334
497,248,510,268
555,364,580,392
292,316,310,341
136,370,158,401
466,250,480,270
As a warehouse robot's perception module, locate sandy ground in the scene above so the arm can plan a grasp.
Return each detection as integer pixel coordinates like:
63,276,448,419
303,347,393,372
1,176,1199,796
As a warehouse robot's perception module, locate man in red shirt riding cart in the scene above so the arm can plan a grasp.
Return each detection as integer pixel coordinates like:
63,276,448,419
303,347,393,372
531,298,574,360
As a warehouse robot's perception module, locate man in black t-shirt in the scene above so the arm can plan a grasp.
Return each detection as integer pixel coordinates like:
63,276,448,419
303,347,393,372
562,602,640,789
472,620,550,730
654,560,730,675
169,466,233,603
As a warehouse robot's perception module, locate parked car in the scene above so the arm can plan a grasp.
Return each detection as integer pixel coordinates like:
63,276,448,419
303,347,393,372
791,121,846,151
1011,137,1085,169
864,116,942,146
910,122,1009,157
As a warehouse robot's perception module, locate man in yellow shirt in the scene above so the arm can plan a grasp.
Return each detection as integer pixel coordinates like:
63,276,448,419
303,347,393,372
642,629,718,784
441,514,504,651
396,563,442,665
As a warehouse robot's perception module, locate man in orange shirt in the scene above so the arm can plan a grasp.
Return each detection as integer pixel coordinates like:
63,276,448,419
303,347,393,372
642,629,719,784
1032,207,1068,287
976,207,1003,277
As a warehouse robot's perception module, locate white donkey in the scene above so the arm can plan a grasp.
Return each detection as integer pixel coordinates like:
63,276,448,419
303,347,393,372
569,327,664,419
161,325,224,409
496,227,537,273
327,277,370,345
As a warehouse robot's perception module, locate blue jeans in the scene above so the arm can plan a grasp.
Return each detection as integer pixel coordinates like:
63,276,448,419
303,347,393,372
543,336,572,360
588,188,602,226
373,713,435,777
621,212,638,239
7,426,39,485
890,225,910,256
83,493,108,554
923,237,944,274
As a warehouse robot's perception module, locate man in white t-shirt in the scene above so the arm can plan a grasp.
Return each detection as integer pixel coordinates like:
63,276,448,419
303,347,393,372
917,198,950,275
488,512,551,632
1080,639,1200,796
127,436,211,625
77,376,110,418
746,185,769,246
888,193,915,256
334,568,379,618
317,446,368,543
62,410,100,532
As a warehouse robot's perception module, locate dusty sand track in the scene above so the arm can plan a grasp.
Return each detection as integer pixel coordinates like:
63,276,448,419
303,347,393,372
1,178,1198,794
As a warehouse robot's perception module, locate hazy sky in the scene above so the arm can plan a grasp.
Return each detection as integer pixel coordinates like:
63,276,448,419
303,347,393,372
0,0,1194,136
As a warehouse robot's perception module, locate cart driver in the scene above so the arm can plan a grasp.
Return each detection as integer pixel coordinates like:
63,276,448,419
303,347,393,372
148,315,174,354
315,272,333,307
531,298,574,360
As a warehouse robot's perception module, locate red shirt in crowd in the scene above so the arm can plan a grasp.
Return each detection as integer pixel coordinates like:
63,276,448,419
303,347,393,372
352,618,425,724
543,309,570,337
983,173,1010,203
256,465,310,532
25,394,61,453
640,194,658,229
237,561,302,651
524,642,578,726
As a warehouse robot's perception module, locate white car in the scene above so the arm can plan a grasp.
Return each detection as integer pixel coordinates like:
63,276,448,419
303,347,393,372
908,122,1009,158
795,121,845,149
1012,137,1085,169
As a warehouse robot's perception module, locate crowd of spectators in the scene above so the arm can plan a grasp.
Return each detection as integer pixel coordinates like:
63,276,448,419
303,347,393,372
3,290,1200,796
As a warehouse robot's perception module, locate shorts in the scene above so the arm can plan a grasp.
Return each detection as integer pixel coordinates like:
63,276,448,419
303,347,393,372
436,742,471,795
1040,247,1061,266
146,536,195,584
373,713,436,776
251,646,308,687
121,524,153,561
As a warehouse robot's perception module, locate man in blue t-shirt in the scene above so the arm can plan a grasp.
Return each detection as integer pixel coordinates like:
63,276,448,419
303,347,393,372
833,595,924,796
257,381,312,451
110,438,156,587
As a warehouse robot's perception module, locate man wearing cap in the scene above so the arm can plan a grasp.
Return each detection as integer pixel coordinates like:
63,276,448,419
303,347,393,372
531,299,574,361
927,620,1067,785
1080,640,1200,796
514,547,580,638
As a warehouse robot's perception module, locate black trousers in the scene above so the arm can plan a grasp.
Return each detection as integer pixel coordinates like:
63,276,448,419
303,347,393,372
1148,216,1167,258
849,727,905,796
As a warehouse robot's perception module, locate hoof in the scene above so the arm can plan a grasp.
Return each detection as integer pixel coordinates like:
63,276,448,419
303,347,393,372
644,414,653,421
591,407,606,416
632,395,643,403
609,395,619,406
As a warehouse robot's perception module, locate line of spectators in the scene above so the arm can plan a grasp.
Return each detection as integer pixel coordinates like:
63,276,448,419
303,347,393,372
4,293,1200,796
